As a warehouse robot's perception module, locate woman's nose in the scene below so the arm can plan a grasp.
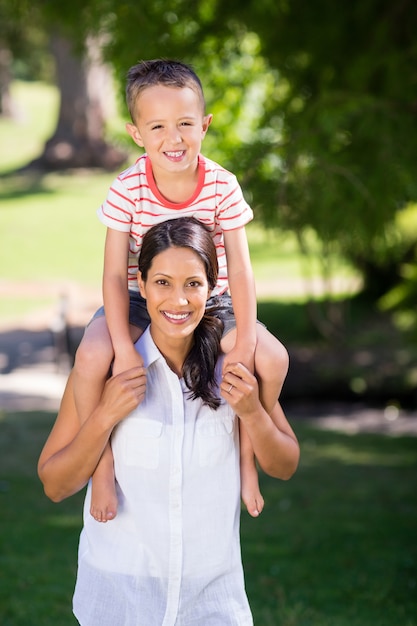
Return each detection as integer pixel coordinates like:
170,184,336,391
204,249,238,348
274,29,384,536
174,288,188,306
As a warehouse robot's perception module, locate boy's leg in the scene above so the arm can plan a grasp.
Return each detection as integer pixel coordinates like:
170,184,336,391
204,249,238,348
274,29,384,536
221,322,289,516
220,327,264,516
239,421,264,517
73,316,143,522
73,316,114,423
73,317,116,522
252,324,289,415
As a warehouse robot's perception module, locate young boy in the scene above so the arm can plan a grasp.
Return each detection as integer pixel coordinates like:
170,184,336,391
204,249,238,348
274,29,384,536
73,59,289,521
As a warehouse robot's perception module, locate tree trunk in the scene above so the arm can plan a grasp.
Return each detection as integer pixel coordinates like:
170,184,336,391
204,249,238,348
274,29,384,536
0,46,14,117
27,34,126,171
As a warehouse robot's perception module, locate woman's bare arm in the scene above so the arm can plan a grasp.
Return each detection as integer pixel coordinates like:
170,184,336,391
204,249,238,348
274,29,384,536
221,362,300,480
38,367,146,502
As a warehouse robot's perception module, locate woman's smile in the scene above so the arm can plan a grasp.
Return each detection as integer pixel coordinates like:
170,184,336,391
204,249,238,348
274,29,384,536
138,246,210,346
162,310,192,323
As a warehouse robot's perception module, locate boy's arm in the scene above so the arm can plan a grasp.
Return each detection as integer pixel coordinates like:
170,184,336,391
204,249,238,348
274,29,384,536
223,227,257,370
103,228,143,374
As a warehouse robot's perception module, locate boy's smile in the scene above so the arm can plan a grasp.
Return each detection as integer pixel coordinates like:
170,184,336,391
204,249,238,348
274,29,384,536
164,150,186,163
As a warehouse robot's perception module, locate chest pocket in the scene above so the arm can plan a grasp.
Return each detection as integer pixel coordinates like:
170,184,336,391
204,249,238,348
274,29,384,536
197,414,235,467
122,419,163,469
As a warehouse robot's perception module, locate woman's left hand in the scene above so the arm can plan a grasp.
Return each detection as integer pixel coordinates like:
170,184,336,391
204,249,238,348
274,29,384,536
221,362,261,419
221,362,300,480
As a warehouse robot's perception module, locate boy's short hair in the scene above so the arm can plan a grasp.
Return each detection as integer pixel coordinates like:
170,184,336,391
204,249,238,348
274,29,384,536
126,59,206,122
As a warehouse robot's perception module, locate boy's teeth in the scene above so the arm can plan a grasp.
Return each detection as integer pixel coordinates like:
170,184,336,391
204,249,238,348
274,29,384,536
166,151,183,157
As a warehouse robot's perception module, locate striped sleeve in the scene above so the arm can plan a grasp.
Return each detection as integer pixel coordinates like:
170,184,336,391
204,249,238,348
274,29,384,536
203,158,253,230
97,162,143,232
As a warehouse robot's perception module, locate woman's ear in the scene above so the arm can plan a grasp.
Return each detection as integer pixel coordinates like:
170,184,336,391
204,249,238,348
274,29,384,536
137,271,146,298
126,122,145,148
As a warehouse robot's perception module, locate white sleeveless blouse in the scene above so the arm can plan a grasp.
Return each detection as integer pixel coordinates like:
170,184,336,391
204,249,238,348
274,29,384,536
73,327,253,625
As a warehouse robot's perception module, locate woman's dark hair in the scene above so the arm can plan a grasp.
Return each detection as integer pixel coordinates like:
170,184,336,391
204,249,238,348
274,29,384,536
139,217,223,409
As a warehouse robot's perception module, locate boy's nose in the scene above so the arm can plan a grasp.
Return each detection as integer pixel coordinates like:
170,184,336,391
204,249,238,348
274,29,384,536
168,127,182,143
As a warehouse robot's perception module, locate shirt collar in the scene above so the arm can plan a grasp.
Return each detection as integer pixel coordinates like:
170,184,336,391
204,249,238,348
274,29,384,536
136,326,163,369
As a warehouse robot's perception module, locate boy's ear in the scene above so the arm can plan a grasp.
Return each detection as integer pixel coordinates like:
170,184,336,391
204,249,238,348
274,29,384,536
201,114,213,138
137,271,146,298
126,123,145,148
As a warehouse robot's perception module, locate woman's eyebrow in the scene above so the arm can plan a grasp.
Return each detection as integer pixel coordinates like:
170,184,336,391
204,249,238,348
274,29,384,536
151,272,204,280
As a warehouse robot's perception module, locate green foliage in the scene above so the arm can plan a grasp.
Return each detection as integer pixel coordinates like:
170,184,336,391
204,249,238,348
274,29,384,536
0,1,52,81
378,204,417,335
379,257,417,336
220,0,417,299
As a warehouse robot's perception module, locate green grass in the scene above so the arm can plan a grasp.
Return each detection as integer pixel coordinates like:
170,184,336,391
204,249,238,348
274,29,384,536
0,410,416,625
0,171,113,285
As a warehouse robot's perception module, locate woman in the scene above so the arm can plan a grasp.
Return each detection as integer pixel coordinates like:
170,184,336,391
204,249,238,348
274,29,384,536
38,217,300,625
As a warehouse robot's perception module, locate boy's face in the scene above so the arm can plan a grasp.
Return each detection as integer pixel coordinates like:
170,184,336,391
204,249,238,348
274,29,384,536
126,85,212,177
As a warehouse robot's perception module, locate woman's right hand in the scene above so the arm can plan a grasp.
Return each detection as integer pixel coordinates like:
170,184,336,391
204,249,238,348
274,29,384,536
38,366,147,502
101,366,147,427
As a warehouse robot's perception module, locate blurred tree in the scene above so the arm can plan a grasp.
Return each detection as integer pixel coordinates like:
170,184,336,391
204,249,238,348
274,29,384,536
379,204,417,336
0,0,54,117
3,0,417,311
0,1,39,115
0,44,13,116
215,0,417,301
1,0,126,168
27,32,126,170
92,0,417,310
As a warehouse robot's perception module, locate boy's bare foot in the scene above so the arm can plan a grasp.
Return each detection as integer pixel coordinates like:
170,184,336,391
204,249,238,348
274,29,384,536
90,476,118,523
241,468,265,517
243,491,265,517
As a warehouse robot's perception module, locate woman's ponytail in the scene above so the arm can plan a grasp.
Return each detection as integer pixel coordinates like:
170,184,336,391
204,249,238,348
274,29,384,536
183,313,223,410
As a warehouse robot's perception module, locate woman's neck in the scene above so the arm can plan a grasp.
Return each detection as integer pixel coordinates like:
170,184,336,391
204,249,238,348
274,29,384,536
150,328,194,377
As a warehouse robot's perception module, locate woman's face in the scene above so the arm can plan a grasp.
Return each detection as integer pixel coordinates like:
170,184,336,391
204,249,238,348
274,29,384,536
138,246,210,345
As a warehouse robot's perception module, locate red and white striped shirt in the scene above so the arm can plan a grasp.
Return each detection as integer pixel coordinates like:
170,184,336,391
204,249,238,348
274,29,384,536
97,154,253,296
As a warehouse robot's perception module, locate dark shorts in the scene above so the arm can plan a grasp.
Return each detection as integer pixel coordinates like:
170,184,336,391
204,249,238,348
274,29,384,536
89,291,239,337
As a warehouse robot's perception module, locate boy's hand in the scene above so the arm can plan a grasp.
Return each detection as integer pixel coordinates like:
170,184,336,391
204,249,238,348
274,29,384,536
113,346,144,377
222,344,255,378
